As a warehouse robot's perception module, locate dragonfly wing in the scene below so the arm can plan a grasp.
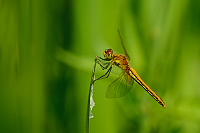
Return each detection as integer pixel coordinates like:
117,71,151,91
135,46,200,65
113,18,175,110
117,30,130,61
110,65,123,75
106,71,134,98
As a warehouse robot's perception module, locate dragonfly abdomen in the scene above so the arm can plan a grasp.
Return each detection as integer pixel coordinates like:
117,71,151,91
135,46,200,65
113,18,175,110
128,67,166,109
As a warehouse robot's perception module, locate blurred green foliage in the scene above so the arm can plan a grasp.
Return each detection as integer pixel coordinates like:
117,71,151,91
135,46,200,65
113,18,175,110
0,0,200,133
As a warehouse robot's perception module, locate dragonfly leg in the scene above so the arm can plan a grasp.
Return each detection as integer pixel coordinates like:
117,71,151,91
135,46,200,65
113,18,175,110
95,56,111,70
93,66,112,84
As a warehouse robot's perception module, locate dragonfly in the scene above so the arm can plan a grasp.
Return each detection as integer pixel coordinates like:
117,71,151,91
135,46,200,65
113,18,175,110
94,30,166,109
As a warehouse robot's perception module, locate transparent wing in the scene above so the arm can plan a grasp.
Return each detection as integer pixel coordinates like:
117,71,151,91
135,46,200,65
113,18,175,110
117,30,130,61
110,65,123,75
106,71,134,98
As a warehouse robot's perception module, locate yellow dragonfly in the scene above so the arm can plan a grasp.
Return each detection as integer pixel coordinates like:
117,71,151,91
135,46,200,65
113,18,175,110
95,30,166,109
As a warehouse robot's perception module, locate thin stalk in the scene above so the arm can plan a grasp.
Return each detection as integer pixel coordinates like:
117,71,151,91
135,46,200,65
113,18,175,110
84,56,97,133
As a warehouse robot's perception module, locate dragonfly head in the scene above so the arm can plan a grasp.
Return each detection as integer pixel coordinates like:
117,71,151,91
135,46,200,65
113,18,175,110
104,49,113,60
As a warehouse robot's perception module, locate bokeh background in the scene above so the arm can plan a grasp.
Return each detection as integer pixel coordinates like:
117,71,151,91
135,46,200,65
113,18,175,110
1,0,200,133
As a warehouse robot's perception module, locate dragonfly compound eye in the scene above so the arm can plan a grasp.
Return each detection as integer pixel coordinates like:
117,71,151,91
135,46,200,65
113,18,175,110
104,49,113,59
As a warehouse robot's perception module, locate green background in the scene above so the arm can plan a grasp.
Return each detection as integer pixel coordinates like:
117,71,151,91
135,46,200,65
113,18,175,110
1,0,200,133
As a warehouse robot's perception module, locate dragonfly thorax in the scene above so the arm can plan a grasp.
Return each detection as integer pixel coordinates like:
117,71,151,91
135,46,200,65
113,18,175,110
104,49,113,60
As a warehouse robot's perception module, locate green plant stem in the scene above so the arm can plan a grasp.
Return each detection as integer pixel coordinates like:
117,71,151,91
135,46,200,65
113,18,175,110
84,56,97,133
